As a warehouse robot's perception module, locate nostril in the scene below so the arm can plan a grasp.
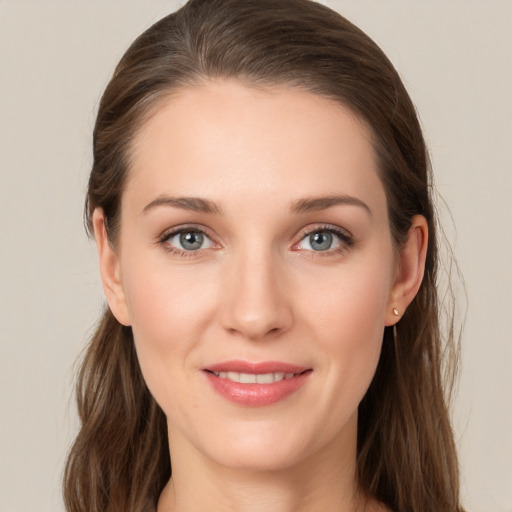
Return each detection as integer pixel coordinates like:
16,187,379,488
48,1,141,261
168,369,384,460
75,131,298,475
219,268,293,340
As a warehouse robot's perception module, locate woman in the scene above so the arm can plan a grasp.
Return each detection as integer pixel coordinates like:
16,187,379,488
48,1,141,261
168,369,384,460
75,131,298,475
63,0,464,511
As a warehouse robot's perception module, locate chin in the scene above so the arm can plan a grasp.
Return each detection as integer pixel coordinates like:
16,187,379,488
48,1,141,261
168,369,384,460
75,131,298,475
188,412,354,474
206,438,308,473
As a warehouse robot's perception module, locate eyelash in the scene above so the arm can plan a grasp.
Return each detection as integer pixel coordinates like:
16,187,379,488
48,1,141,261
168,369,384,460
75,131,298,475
157,223,354,258
293,224,354,256
157,224,217,258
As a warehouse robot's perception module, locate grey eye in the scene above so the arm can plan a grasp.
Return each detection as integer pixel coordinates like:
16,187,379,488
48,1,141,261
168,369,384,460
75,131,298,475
180,231,204,250
309,231,333,251
296,229,344,252
166,230,213,251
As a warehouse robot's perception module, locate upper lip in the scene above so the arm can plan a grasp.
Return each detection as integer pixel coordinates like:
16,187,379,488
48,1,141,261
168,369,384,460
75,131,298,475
204,360,310,375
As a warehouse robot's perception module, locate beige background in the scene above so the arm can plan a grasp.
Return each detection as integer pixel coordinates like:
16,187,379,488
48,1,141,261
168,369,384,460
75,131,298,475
1,1,511,511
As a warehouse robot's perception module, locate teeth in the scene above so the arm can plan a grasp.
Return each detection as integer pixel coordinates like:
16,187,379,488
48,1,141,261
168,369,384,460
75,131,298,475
215,371,296,383
227,371,242,382
273,372,285,382
239,372,256,384
256,373,274,384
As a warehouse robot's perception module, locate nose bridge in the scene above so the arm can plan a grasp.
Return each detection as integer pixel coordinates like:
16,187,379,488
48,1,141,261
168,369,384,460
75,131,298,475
221,242,292,340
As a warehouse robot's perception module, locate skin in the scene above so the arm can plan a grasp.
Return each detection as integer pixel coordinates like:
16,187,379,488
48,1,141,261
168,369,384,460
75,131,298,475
94,81,427,512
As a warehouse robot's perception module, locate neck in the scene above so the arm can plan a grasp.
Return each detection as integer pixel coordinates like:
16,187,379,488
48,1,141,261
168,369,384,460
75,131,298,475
157,418,378,512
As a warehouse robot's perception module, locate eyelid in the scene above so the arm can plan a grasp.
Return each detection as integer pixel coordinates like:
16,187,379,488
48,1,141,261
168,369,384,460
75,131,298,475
292,223,355,252
156,222,354,257
157,224,221,255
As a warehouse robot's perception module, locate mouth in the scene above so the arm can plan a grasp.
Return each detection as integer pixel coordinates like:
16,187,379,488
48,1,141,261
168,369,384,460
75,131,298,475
202,361,312,406
205,370,304,384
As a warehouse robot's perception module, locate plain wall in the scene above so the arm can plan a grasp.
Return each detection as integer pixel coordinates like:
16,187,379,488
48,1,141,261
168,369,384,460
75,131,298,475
1,1,511,511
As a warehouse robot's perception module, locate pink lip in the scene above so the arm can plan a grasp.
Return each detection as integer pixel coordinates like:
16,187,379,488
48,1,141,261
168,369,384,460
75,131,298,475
205,360,309,374
203,360,312,407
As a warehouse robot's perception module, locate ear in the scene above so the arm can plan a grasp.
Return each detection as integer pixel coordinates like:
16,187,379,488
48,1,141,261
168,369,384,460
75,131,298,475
92,208,131,326
385,215,428,326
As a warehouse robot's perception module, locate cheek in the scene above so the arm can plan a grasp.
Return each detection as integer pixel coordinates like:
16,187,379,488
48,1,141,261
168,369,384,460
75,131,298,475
300,252,394,411
121,259,218,398
124,256,218,333
302,253,393,342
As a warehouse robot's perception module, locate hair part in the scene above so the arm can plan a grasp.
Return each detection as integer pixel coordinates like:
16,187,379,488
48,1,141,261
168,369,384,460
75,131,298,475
66,1,464,511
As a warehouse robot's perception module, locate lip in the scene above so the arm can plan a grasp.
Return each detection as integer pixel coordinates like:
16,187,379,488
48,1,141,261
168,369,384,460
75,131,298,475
205,360,309,375
203,360,312,407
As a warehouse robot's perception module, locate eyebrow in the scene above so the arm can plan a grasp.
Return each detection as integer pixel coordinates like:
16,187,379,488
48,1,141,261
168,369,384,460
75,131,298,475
290,195,371,216
142,195,222,215
142,193,371,216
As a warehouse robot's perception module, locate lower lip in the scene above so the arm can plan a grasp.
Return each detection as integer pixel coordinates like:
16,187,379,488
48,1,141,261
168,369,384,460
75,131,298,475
204,371,311,406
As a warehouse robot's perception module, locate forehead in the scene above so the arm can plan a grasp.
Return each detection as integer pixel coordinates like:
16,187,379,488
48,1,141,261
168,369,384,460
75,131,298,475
126,80,385,213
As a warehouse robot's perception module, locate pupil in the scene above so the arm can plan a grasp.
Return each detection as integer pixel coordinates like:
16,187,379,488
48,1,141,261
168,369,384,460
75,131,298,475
180,231,203,250
310,231,332,251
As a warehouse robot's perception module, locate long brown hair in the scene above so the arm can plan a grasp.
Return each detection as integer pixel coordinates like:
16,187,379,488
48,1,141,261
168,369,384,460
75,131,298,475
64,1,464,510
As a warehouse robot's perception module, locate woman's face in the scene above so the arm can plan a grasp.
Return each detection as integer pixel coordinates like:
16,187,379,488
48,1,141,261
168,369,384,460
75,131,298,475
98,81,408,471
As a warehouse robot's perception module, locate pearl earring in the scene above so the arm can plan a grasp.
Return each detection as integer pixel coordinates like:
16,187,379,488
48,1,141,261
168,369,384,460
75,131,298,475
393,308,399,316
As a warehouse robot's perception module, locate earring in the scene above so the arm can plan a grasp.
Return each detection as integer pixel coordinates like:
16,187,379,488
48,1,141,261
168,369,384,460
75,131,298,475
393,308,399,316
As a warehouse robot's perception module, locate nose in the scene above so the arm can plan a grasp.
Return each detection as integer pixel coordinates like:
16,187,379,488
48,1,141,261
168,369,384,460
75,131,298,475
220,250,293,341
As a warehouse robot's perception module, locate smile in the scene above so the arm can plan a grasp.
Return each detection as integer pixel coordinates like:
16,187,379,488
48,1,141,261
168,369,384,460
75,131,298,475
203,361,312,406
210,371,297,383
